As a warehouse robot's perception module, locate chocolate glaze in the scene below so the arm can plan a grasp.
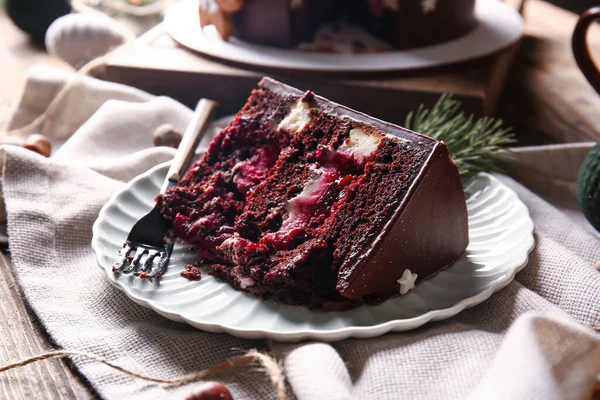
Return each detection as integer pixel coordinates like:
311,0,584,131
229,0,477,50
260,77,469,300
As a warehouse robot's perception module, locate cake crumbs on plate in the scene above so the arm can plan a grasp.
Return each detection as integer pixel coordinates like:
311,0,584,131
181,264,202,281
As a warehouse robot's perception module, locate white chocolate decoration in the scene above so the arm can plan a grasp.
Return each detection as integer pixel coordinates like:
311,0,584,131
279,100,313,133
338,128,382,157
397,269,418,295
421,0,437,14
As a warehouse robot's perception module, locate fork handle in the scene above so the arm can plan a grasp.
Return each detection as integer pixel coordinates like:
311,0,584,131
161,99,217,194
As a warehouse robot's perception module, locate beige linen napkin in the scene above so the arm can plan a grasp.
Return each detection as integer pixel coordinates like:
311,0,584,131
1,65,599,400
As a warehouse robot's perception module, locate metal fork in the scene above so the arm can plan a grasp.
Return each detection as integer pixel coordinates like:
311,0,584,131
112,99,217,281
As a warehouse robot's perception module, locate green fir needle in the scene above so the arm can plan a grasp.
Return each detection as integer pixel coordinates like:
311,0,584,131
405,94,517,178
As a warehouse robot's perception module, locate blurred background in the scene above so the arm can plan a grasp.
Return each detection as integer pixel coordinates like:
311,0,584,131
2,0,600,142
548,0,598,13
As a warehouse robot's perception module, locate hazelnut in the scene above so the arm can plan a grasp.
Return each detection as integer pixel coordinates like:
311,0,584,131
23,134,52,157
185,381,233,400
594,260,600,270
152,124,182,148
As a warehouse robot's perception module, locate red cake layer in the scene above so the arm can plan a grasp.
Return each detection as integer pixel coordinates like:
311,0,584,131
158,78,468,309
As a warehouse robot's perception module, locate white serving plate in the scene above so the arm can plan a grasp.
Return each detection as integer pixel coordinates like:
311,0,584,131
92,165,535,342
164,0,525,73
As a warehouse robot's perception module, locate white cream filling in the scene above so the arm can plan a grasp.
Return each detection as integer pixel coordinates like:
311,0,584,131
283,170,326,229
278,100,313,133
338,128,382,158
397,269,418,295
231,268,255,289
218,237,242,264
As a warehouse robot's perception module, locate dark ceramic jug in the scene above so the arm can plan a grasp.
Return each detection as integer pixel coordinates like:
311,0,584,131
573,7,600,93
6,0,71,43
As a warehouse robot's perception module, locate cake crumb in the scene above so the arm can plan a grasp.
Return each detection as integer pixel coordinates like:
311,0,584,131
181,264,202,281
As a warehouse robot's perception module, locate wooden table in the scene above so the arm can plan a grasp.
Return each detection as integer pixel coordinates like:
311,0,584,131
0,1,599,399
501,0,600,144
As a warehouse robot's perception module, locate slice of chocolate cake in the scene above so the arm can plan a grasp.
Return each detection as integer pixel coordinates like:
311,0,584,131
157,77,468,309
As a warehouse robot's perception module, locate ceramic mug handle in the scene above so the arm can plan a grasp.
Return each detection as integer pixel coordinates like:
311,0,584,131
573,7,600,94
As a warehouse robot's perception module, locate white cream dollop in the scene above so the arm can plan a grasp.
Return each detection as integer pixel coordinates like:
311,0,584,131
338,128,382,158
278,100,313,133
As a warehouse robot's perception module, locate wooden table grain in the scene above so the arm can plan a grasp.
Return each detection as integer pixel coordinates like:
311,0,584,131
1,1,599,399
0,8,95,399
500,0,600,144
0,252,96,399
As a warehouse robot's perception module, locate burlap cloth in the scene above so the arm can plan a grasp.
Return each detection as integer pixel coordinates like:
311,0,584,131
1,64,599,400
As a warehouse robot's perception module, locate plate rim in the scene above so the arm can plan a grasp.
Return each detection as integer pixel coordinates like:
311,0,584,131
92,165,535,342
164,0,526,73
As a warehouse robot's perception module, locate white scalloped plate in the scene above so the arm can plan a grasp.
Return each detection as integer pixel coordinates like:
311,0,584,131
164,0,525,73
92,166,534,342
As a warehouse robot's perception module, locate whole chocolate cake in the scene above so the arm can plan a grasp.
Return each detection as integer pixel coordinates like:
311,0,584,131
157,77,469,309
198,0,477,50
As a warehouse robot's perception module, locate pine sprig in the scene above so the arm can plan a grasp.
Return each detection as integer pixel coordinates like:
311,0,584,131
405,94,516,178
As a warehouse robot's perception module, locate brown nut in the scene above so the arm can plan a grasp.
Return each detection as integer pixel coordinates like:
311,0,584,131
23,134,52,157
594,260,600,270
185,381,233,400
152,124,182,148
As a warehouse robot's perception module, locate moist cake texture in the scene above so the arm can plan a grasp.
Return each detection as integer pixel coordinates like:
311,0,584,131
157,77,469,309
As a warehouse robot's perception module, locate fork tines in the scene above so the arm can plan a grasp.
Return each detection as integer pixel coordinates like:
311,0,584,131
112,241,172,281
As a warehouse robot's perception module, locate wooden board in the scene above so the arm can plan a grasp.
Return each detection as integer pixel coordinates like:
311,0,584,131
96,16,522,127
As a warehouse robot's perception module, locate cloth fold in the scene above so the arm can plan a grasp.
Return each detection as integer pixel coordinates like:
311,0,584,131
2,65,599,400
